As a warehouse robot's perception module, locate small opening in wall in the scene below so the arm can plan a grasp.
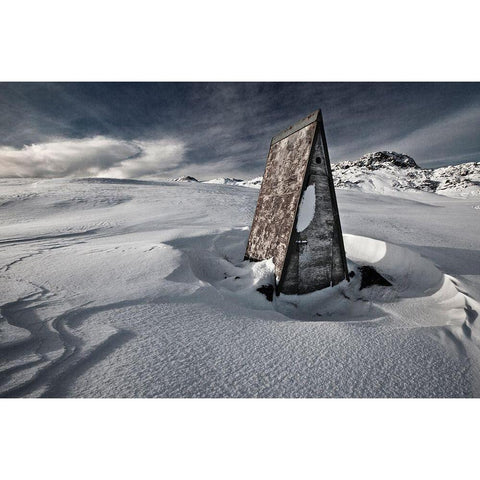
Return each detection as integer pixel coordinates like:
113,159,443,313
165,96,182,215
315,157,322,164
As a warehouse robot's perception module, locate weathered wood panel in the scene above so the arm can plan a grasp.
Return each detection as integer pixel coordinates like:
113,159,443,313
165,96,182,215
245,121,316,280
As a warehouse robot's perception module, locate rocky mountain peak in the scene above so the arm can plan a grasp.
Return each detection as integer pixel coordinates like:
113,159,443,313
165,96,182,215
343,151,419,170
171,175,199,182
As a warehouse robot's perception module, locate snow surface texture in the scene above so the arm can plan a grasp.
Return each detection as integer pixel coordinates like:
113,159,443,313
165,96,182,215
296,184,315,232
0,174,479,397
206,152,480,198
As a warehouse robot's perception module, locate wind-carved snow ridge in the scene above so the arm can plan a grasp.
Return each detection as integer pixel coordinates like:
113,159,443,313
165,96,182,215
296,184,315,232
0,284,136,398
342,234,480,393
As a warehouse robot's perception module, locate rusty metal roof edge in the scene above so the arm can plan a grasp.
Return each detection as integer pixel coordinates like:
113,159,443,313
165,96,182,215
270,109,321,146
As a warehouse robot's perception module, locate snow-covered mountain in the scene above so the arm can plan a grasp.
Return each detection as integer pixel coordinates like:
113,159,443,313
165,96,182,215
211,152,480,198
202,176,263,188
170,175,199,182
332,151,480,197
204,177,244,185
238,177,263,188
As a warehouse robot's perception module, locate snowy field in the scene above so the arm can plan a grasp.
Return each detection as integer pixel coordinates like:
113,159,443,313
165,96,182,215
1,177,479,397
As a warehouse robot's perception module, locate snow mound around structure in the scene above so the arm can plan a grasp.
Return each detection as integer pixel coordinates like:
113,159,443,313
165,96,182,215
167,229,479,334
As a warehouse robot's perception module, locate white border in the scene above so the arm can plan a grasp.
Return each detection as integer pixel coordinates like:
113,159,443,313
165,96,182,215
2,399,479,480
2,2,480,479
1,1,479,81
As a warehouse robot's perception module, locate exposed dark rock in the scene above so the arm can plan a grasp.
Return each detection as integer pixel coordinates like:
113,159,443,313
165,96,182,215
257,284,274,302
355,151,418,169
171,176,199,182
358,266,392,290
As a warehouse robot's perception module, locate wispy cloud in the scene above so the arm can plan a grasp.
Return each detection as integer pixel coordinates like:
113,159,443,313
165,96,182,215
387,103,480,166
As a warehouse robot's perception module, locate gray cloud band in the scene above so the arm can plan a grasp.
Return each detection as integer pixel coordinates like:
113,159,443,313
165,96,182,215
0,137,186,178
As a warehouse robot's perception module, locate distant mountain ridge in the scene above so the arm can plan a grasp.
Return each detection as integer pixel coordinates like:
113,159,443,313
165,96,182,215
204,177,244,185
201,152,480,198
170,175,199,182
202,177,263,188
332,151,480,197
342,151,419,169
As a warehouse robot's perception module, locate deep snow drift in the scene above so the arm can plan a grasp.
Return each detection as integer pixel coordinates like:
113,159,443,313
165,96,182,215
0,175,479,397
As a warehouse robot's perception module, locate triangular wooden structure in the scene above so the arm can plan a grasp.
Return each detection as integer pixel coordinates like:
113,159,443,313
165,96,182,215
245,109,348,295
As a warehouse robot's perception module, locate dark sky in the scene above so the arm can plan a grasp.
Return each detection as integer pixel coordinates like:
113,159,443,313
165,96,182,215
1,82,479,179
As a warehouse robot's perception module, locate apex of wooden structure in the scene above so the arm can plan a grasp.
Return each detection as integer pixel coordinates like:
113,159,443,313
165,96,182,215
245,109,348,295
